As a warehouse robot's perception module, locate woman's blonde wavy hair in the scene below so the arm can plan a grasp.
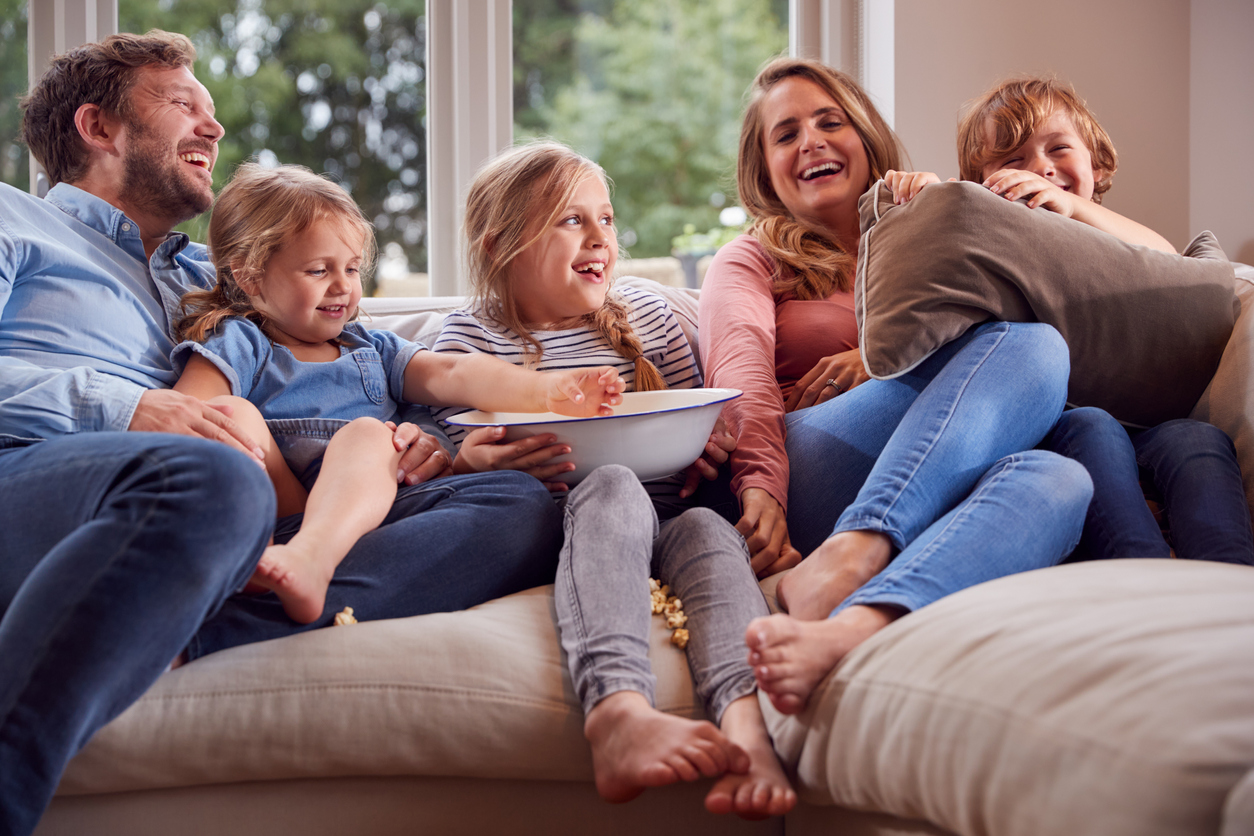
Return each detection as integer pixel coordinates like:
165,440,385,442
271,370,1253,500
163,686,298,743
175,163,376,343
463,140,667,392
737,56,904,300
956,76,1117,204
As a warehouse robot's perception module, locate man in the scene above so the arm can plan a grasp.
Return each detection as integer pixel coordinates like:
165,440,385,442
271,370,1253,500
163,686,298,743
0,31,562,835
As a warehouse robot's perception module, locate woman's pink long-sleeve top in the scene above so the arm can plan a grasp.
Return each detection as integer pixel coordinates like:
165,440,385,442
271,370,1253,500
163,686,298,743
698,235,858,513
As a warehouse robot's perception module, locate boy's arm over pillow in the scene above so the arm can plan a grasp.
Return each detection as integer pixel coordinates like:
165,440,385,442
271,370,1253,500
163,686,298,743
855,179,1236,428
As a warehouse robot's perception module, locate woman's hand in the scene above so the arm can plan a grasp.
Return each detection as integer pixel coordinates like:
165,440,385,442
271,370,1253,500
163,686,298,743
737,487,804,577
543,367,624,417
883,169,947,204
785,348,870,412
452,426,574,492
679,416,736,498
387,421,454,485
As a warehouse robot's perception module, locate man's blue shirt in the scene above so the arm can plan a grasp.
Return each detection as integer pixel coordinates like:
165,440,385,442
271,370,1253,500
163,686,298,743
0,181,213,439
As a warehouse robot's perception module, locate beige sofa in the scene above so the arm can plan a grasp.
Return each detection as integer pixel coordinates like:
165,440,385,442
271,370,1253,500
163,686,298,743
36,276,1254,836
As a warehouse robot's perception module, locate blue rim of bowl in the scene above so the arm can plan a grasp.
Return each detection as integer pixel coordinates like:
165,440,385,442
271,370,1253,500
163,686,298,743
444,388,743,428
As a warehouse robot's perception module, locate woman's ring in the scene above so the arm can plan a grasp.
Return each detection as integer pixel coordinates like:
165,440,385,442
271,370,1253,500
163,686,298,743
825,378,845,394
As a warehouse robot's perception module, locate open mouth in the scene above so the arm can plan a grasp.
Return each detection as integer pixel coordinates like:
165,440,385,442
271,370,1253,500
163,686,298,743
179,151,213,172
573,261,607,280
317,304,349,317
800,161,843,181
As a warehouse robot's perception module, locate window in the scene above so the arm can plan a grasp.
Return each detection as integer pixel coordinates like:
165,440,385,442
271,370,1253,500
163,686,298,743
119,0,429,292
514,0,788,280
0,0,28,191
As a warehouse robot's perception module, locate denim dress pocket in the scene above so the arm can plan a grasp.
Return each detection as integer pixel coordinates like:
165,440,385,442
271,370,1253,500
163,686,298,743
266,417,351,490
353,353,389,405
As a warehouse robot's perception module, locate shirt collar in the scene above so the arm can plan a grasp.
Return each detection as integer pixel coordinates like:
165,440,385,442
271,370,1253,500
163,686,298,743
45,182,193,262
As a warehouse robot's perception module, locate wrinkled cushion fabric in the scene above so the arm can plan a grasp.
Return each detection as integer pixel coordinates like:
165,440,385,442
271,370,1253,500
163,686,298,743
854,180,1236,427
764,559,1254,836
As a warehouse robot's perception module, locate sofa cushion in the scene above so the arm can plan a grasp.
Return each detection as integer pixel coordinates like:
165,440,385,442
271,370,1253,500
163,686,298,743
58,586,705,794
1190,263,1254,525
764,559,1254,836
854,180,1237,428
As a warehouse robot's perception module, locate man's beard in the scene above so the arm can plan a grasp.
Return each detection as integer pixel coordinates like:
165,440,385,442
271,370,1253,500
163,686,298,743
120,118,214,226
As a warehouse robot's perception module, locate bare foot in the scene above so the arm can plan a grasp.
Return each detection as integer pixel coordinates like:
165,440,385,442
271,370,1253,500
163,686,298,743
249,542,336,624
584,691,749,803
745,605,898,715
705,695,797,819
776,531,893,620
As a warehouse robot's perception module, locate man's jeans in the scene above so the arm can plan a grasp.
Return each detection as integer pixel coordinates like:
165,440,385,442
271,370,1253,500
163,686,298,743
0,433,275,836
784,322,1093,616
189,468,564,658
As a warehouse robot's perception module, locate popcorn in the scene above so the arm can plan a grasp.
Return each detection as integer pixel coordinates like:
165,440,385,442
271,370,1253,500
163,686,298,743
333,607,357,626
649,578,690,651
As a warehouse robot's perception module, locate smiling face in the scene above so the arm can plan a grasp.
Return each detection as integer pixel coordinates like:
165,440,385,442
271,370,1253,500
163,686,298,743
980,107,1098,201
509,174,617,329
117,64,223,224
247,217,365,350
759,76,871,234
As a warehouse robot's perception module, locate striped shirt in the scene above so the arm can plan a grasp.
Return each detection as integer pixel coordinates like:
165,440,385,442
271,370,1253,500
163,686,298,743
433,285,702,503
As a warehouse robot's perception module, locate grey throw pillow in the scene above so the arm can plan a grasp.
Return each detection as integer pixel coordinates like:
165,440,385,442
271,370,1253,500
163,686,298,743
854,180,1236,427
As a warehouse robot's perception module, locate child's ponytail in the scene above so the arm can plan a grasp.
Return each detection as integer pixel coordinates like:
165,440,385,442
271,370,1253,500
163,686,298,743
591,292,667,392
174,274,266,343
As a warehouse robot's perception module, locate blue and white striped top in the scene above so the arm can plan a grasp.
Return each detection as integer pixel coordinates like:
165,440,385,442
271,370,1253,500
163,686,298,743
432,284,702,501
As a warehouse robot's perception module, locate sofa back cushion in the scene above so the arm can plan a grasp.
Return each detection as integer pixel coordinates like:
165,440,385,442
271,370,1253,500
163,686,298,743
854,180,1237,428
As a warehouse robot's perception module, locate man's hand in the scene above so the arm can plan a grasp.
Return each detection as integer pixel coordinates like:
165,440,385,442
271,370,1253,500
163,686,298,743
388,422,454,486
129,389,264,462
679,416,736,498
736,487,804,577
453,426,574,492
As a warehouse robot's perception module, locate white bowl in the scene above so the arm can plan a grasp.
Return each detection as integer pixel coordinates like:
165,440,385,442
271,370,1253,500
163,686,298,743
444,388,742,485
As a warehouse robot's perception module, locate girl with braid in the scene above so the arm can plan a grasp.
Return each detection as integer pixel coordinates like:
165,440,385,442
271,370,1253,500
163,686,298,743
433,141,795,819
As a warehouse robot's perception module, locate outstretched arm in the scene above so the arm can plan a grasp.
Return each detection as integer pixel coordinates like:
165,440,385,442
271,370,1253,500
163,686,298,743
983,169,1175,252
402,350,624,416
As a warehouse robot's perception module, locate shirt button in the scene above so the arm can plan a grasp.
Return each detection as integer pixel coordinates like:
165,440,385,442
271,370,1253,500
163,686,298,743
121,222,131,231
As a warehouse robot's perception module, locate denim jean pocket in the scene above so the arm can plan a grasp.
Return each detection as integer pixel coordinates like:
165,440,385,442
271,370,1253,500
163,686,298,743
353,353,388,405
267,417,350,489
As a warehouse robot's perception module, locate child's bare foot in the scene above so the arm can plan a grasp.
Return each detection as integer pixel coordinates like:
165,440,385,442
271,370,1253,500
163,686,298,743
249,542,336,624
705,695,796,819
584,691,749,803
746,605,898,715
776,531,892,620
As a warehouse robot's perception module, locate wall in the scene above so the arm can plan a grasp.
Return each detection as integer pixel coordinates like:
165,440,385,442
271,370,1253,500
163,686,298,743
1189,0,1254,264
893,0,1195,249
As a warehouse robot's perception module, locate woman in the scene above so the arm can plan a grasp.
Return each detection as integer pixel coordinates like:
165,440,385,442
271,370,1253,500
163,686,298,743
699,57,1094,714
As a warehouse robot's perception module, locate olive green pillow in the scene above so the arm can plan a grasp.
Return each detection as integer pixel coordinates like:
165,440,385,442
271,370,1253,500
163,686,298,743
854,180,1236,427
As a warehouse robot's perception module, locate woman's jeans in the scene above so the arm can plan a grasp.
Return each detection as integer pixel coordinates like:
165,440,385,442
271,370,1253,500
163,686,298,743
784,322,1093,616
0,433,275,836
555,465,766,722
1043,408,1254,565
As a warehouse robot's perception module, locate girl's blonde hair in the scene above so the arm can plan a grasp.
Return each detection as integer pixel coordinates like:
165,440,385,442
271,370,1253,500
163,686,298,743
956,76,1117,204
463,140,667,392
175,163,376,343
737,56,904,300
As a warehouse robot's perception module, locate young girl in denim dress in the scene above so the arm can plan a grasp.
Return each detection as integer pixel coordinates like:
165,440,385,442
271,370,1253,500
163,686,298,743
171,163,624,625
431,142,795,819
